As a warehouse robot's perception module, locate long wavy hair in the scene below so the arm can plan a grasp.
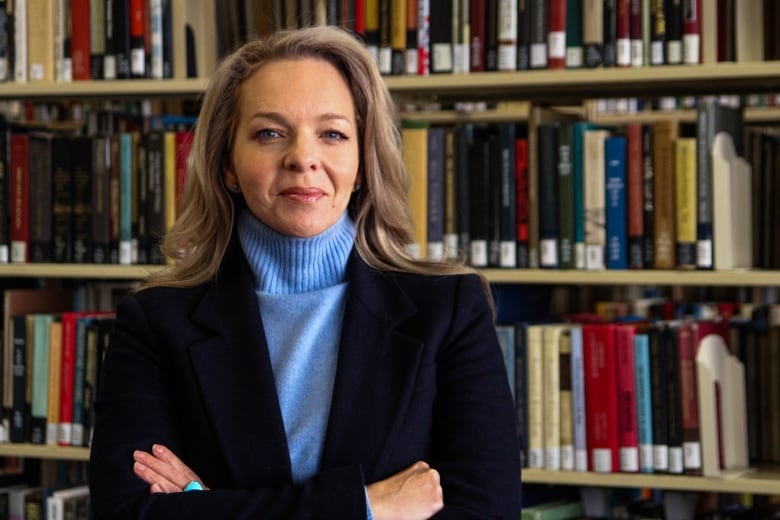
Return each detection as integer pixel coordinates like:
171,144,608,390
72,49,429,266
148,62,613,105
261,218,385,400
143,25,484,290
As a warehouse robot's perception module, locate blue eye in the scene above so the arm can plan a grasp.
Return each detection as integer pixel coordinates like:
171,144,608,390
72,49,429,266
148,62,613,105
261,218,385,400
256,129,281,139
324,131,348,141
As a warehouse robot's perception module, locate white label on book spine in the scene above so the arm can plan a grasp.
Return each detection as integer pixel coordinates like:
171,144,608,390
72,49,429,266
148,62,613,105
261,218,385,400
683,441,702,470
697,240,712,268
499,241,516,267
540,239,558,268
131,48,145,76
650,42,664,65
528,448,543,468
639,444,654,472
427,242,444,261
544,447,561,471
666,41,682,64
379,48,392,75
0,245,7,263
585,245,604,270
470,240,487,267
120,241,133,265
566,48,583,68
431,44,453,73
575,450,588,472
498,45,517,71
668,446,684,473
653,444,669,471
592,448,612,473
617,38,631,66
104,56,117,80
454,44,470,73
561,446,574,471
72,424,84,447
683,34,701,64
620,447,639,472
58,422,72,446
574,243,586,270
10,241,26,264
530,43,547,68
548,31,565,59
631,41,644,67
405,50,418,76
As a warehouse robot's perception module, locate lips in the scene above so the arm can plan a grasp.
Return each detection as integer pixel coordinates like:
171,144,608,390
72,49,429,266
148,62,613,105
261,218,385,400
279,187,325,203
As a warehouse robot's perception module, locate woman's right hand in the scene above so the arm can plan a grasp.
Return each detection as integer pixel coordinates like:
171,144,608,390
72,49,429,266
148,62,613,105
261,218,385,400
366,461,444,520
133,443,208,494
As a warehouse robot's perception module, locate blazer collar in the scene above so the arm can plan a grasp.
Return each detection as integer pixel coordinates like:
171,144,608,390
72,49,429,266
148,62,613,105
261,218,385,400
187,241,422,485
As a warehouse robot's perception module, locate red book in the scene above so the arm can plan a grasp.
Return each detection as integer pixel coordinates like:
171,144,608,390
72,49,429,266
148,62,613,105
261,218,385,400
616,324,639,472
626,123,643,268
629,0,643,66
677,320,702,475
583,324,620,473
175,130,193,215
70,0,91,80
354,0,366,37
683,0,702,64
58,311,81,446
9,131,29,263
514,138,530,268
615,0,631,66
129,0,146,77
469,0,485,72
547,0,566,69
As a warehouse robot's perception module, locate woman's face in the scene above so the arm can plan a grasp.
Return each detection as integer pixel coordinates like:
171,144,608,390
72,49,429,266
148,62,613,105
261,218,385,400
224,58,360,237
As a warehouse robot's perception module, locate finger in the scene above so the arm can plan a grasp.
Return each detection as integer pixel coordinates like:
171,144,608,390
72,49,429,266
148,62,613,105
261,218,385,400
133,461,180,493
133,450,195,490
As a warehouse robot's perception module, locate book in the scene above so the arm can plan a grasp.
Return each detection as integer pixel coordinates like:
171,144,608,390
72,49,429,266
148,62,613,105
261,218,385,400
29,314,55,445
443,127,458,260
9,129,29,264
605,135,628,269
557,123,574,269
626,123,644,268
583,0,603,67
677,320,702,476
522,499,584,519
537,123,560,269
711,132,752,270
71,136,93,265
719,0,737,63
651,119,679,269
46,485,89,520
28,132,54,263
468,125,491,267
583,128,610,270
426,126,445,261
401,124,428,260
9,315,28,443
565,0,583,67
649,0,666,65
27,0,56,81
12,0,27,82
682,0,702,64
497,122,517,268
542,324,564,470
571,121,594,270
648,323,669,472
641,122,655,268
404,0,419,75
389,0,405,75
497,0,517,71
665,0,682,64
428,0,452,73
47,319,63,445
633,331,654,473
582,324,620,472
569,324,588,471
468,0,485,72
526,323,545,469
547,0,567,69
629,0,643,66
70,0,90,80
515,137,530,268
529,0,548,69
52,135,74,263
129,0,146,77
616,323,639,472
674,137,697,269
558,326,575,470
90,0,106,78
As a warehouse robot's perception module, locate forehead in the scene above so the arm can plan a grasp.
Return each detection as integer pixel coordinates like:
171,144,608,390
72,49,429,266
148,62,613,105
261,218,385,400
239,58,353,105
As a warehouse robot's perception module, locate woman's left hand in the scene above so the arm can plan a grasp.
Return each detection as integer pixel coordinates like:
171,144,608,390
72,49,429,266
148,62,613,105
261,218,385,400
133,443,209,494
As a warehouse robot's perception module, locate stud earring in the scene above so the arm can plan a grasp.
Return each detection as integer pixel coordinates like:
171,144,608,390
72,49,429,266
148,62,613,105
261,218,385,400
353,183,362,192
231,182,240,192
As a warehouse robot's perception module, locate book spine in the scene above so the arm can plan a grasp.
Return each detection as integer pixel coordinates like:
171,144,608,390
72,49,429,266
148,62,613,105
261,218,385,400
515,0,529,70
426,126,445,261
497,0,518,71
570,325,588,471
13,0,27,82
469,0,485,72
616,324,639,472
629,0,644,66
497,122,517,267
28,133,53,263
468,127,490,267
90,0,106,79
526,324,544,468
565,0,583,67
652,120,678,269
616,0,631,66
104,0,116,78
514,137,530,268
46,320,62,445
0,126,8,263
428,0,452,72
583,0,604,67
129,0,145,77
10,315,27,443
58,314,76,446
571,122,591,270
27,0,56,81
547,0,567,69
119,133,133,264
452,0,470,73
542,325,561,470
114,0,131,78
515,323,527,468
71,137,93,264
674,137,697,269
682,0,701,63
602,0,617,67
641,123,655,268
633,332,654,473
416,0,430,75
649,0,666,64
559,328,575,471
605,135,628,269
70,318,90,446
665,0,682,64
401,126,428,260
584,129,608,270
648,324,669,472
404,0,418,74
92,136,110,263
443,128,458,260
389,0,406,75
456,125,472,261
583,324,620,473
677,321,702,475
557,124,574,269
488,132,502,266
626,123,644,268
10,132,29,264
529,0,548,69
484,0,498,71
664,323,684,474
537,123,559,269
70,0,91,80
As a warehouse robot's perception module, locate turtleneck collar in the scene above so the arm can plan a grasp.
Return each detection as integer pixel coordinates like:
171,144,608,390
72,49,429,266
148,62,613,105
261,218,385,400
237,210,356,295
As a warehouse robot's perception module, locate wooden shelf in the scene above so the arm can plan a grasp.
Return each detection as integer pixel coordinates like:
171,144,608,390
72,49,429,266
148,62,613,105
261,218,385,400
522,468,780,495
0,443,89,461
0,263,161,279
482,269,780,286
0,78,209,99
384,62,780,102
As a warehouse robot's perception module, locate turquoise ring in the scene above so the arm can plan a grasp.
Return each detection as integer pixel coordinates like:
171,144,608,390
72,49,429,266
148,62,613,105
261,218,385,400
183,481,203,492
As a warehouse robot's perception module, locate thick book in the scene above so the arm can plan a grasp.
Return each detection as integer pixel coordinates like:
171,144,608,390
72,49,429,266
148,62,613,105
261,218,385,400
27,0,56,81
47,319,63,445
525,323,545,469
10,315,28,443
497,0,518,71
676,320,702,476
682,0,702,64
428,0,452,73
469,0,485,72
542,324,564,470
547,0,567,69
401,125,428,260
70,0,91,80
664,322,684,475
605,135,628,270
601,0,616,67
129,0,146,77
389,0,406,75
29,313,55,445
71,136,93,265
629,0,643,66
565,0,583,67
582,0,603,67
641,123,655,268
695,97,743,269
557,123,574,269
9,129,29,264
582,324,620,473
583,128,610,270
651,119,679,269
649,0,666,65
615,0,631,66
665,0,682,63
529,0,548,69
626,123,644,268
52,135,74,263
28,132,54,263
497,122,517,267
571,121,594,270
404,0,418,75
468,125,492,267
674,137,697,269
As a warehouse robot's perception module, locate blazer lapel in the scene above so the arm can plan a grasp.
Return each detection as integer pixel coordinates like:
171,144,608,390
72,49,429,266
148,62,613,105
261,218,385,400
187,244,292,486
322,255,422,479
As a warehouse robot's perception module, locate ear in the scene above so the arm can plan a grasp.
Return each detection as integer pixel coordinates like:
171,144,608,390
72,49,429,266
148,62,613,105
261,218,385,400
223,169,237,190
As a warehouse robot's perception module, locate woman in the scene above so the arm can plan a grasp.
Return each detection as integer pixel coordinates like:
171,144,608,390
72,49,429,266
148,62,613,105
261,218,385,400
89,25,521,519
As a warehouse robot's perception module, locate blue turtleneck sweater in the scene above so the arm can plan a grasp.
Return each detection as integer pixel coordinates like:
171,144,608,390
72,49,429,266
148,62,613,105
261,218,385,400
237,210,355,485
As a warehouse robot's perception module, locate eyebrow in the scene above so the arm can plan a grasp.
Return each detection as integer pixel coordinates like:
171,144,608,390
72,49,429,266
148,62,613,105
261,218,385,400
248,111,354,126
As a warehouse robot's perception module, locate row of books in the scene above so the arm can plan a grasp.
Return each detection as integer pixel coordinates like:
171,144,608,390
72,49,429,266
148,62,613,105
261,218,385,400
0,0,218,83
0,118,193,265
0,483,89,520
0,287,117,448
497,292,780,477
274,0,778,76
401,97,756,271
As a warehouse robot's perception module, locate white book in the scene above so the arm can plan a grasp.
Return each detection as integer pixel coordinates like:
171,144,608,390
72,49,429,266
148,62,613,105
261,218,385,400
47,485,90,520
14,0,27,83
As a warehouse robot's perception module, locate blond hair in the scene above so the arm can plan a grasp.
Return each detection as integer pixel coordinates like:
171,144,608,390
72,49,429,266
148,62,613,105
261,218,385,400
144,25,483,289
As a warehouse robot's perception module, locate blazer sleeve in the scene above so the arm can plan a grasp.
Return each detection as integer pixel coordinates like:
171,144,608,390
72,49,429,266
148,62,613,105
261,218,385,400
429,275,522,519
89,294,368,520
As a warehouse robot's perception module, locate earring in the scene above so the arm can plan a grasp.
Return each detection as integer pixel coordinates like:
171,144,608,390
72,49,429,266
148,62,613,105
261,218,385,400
353,183,362,192
231,182,240,192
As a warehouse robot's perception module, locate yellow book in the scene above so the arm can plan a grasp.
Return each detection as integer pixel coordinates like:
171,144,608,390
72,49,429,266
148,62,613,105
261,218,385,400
525,324,545,469
27,0,56,81
164,131,177,239
390,0,406,74
674,137,697,269
47,320,63,446
401,126,428,260
542,324,565,471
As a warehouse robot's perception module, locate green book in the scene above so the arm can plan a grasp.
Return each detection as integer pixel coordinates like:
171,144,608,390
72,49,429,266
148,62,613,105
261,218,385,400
522,499,584,520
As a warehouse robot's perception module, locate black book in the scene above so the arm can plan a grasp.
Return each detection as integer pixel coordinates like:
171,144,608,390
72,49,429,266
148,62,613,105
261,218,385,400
468,125,492,267
28,132,54,263
71,137,93,264
537,123,560,268
52,136,74,263
429,0,453,73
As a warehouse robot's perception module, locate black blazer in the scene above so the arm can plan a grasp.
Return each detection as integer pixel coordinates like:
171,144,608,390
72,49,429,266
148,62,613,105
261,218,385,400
89,242,521,519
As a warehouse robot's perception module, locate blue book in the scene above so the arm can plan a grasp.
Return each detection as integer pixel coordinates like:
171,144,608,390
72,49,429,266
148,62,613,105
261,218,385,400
495,325,516,400
426,126,445,261
605,135,628,269
569,325,588,472
634,332,654,473
119,133,134,265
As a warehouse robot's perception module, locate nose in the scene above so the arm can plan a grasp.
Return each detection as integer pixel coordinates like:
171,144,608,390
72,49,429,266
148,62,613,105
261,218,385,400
283,133,319,172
